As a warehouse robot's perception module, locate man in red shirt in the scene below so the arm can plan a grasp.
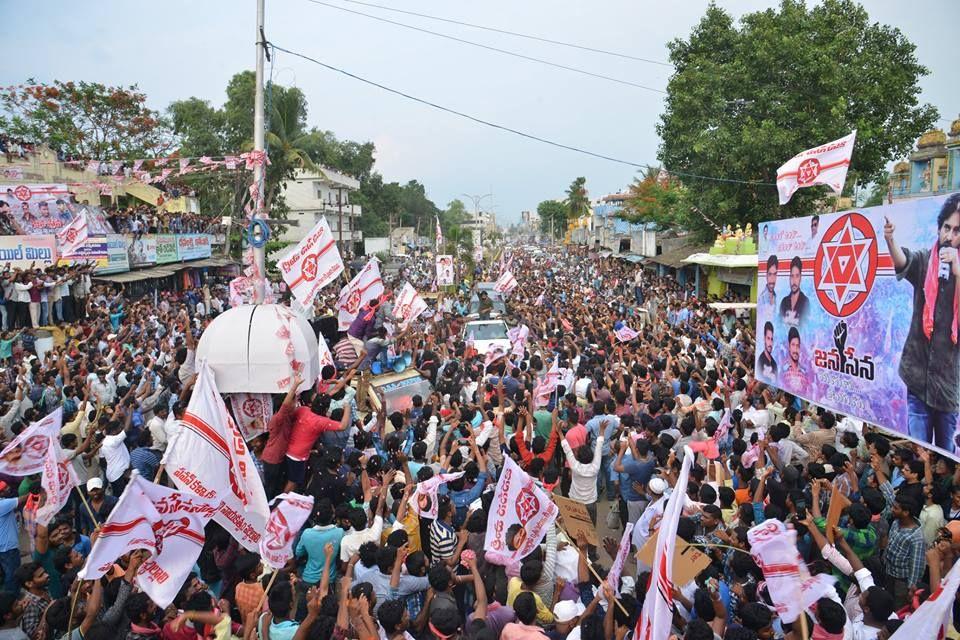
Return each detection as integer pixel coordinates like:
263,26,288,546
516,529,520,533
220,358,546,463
260,374,301,500
285,394,352,492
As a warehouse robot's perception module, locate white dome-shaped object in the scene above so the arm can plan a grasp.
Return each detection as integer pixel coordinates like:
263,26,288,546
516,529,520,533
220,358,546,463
196,304,318,394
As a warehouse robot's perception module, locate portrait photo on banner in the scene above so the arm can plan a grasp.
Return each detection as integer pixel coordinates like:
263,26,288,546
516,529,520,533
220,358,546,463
756,192,960,458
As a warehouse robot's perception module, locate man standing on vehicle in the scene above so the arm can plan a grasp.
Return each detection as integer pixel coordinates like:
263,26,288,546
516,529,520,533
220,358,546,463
477,291,494,320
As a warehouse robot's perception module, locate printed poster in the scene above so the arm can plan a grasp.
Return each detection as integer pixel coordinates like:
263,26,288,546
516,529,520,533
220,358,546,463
756,193,960,457
126,235,157,267
156,234,179,263
95,234,130,275
0,183,75,234
436,254,454,286
0,235,57,269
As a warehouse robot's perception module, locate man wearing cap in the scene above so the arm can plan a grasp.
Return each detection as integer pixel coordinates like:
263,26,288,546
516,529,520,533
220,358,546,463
78,478,116,536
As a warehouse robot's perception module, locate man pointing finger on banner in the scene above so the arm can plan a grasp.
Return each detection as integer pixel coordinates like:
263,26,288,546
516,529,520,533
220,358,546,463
883,193,960,452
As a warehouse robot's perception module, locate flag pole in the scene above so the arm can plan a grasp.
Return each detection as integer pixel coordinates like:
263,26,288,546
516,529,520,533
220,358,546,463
556,522,629,617
255,571,280,613
66,579,83,640
74,486,98,529
154,464,165,483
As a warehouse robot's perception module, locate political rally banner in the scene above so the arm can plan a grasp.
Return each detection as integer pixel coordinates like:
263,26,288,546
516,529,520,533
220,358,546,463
756,193,960,458
746,519,836,623
155,234,179,263
77,473,218,608
393,282,427,329
0,235,57,269
125,235,157,267
228,393,273,441
260,493,314,569
494,270,518,295
279,217,344,308
436,254,455,286
0,183,76,234
889,557,960,640
606,522,634,592
776,131,856,205
35,435,79,526
484,456,558,562
95,234,131,275
337,258,383,330
408,471,464,520
162,361,270,551
0,408,62,476
56,211,89,258
614,324,639,342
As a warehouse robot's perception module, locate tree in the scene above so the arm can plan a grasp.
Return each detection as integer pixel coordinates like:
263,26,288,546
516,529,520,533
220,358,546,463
658,0,937,232
0,79,173,159
263,87,317,212
620,167,694,230
537,200,567,238
863,171,890,207
565,177,591,221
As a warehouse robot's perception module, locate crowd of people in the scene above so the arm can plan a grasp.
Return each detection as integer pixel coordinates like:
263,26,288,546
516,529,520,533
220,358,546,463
0,244,955,640
104,205,216,236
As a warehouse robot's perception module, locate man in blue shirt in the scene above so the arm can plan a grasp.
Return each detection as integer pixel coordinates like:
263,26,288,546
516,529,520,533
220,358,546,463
614,436,657,526
295,498,344,585
0,486,30,592
585,400,620,502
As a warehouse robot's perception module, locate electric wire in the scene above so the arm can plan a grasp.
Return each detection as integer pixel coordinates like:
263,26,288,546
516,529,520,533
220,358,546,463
270,43,776,186
300,0,668,95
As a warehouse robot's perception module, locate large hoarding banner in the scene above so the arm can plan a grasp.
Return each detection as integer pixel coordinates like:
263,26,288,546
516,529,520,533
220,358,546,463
756,193,960,457
156,235,178,263
59,237,108,267
126,235,157,267
0,235,57,269
177,234,212,261
96,235,130,275
1,183,75,234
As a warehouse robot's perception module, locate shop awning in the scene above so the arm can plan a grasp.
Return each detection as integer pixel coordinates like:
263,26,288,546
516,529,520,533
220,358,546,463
618,253,646,264
94,265,178,283
648,243,710,269
682,252,758,268
171,256,236,269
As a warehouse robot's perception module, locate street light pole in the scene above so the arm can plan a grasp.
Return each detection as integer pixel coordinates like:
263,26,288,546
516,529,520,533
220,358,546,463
337,187,344,252
252,0,267,303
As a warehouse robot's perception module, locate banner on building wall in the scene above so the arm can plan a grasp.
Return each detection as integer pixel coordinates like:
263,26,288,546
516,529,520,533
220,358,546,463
756,193,960,458
0,183,76,234
126,235,157,267
177,234,212,261
156,234,179,263
95,234,131,274
0,235,57,269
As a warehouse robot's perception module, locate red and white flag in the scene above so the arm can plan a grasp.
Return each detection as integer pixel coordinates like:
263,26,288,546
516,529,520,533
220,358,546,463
494,271,518,296
408,471,464,520
228,393,273,442
484,345,508,372
279,217,344,309
162,361,270,552
606,522,634,593
890,558,960,640
260,492,314,570
393,282,427,330
0,408,62,476
614,325,639,343
484,456,558,562
776,131,856,205
317,332,335,372
746,519,836,623
36,434,79,526
435,215,443,252
337,259,383,330
56,211,89,257
637,446,694,640
77,473,218,608
507,324,529,358
533,361,561,407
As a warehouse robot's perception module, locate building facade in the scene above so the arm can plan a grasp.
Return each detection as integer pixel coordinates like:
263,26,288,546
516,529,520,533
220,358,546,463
590,193,657,256
890,118,960,200
280,167,363,252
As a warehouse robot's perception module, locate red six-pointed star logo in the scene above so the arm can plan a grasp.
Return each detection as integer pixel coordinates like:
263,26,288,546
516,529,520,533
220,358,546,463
13,185,32,201
813,212,878,317
797,158,821,185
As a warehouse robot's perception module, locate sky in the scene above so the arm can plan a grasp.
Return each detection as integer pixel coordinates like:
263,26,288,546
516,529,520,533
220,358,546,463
2,0,957,224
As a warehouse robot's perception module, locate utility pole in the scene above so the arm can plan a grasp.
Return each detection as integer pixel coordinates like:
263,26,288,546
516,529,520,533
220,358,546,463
252,0,267,303
337,186,344,252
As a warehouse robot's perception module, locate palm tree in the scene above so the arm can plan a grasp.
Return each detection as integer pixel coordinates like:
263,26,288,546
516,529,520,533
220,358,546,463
565,176,591,221
263,90,323,208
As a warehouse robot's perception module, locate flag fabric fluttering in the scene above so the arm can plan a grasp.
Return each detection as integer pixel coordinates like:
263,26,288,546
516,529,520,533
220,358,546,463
278,217,344,308
484,457,558,562
35,434,79,526
435,215,443,252
776,131,856,205
337,259,383,330
0,408,62,476
615,325,639,342
637,446,695,640
162,361,270,552
77,473,218,608
408,471,465,519
494,271,518,295
56,211,89,256
260,493,315,569
533,361,561,407
889,558,960,640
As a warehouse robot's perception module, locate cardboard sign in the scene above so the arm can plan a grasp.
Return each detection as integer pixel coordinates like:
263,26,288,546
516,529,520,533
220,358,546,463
555,495,599,546
638,534,712,586
824,490,852,544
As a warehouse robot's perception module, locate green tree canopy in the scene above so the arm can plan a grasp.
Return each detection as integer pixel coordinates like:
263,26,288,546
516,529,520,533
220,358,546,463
658,0,937,232
537,200,567,238
619,167,694,230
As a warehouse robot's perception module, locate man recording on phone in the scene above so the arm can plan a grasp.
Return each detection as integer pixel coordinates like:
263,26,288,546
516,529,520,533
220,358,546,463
884,193,960,451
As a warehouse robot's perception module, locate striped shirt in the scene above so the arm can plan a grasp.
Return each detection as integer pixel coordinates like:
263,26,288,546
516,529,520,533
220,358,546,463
429,519,457,563
333,338,359,368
